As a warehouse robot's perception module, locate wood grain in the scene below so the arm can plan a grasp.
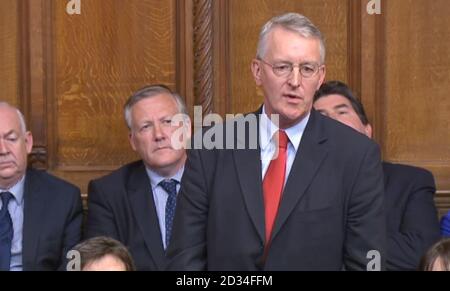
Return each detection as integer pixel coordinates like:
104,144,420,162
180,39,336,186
382,0,450,191
52,0,176,170
0,0,19,106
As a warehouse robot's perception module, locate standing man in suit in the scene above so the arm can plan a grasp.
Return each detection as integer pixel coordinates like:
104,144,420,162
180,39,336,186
167,13,386,270
85,85,191,270
313,80,441,270
0,102,83,271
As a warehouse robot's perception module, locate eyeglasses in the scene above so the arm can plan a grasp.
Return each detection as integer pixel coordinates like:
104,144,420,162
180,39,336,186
258,58,323,78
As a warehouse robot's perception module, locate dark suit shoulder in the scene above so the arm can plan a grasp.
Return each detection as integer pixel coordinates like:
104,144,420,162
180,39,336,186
27,168,80,195
382,162,435,184
91,160,144,186
312,111,379,157
87,160,147,203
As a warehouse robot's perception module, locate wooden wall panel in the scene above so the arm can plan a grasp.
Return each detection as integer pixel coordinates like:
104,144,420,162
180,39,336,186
228,0,349,114
3,0,449,216
48,0,177,191
361,0,450,215
0,0,19,106
381,0,450,193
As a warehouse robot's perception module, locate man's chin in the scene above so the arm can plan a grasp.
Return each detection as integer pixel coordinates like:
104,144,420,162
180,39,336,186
0,170,21,187
0,163,18,173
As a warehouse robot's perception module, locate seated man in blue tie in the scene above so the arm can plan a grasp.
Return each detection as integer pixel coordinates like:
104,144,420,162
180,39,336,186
84,84,191,270
313,80,441,270
0,102,83,271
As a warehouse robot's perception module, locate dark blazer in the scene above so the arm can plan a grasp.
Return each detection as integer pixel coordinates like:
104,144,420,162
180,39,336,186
23,168,83,271
84,161,167,271
383,162,440,270
167,110,386,271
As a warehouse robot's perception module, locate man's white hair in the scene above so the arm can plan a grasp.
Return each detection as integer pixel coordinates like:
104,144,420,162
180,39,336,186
0,102,28,133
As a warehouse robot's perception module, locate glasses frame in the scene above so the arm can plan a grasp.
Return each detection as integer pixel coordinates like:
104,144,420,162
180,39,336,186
258,58,324,79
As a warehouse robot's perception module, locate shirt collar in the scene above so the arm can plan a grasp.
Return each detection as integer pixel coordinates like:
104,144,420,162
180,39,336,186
259,105,310,151
145,166,184,191
0,174,26,206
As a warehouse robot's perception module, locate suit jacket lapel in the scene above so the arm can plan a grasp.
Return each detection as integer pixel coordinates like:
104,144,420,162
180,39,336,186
271,111,329,240
127,164,166,270
22,169,46,270
233,111,265,243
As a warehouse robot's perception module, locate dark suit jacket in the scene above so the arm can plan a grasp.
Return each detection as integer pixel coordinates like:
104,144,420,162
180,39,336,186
383,162,440,270
84,161,167,271
22,168,83,271
167,110,386,271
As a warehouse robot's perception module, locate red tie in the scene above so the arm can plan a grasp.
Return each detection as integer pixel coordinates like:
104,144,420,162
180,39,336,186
263,130,288,247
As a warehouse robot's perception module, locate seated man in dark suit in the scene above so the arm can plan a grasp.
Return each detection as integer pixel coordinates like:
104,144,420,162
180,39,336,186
85,85,191,270
0,102,83,271
313,80,441,270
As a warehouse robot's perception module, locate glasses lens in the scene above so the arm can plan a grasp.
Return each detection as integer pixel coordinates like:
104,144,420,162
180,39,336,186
300,64,318,78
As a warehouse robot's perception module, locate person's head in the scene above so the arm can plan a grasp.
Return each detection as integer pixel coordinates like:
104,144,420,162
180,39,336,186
313,80,373,138
420,238,450,271
251,12,326,129
0,102,33,189
124,85,190,177
73,236,135,271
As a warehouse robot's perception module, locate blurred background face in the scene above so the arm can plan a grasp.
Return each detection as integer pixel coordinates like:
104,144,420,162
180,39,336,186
313,94,372,138
0,106,33,188
82,255,127,271
128,93,187,177
252,27,325,129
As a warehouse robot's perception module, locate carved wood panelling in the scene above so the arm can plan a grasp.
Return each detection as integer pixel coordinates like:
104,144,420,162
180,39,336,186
361,0,450,216
0,0,19,106
193,0,214,115
51,0,176,174
3,0,449,215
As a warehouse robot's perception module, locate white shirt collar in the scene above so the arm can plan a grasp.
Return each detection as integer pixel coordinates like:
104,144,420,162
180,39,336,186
146,166,184,191
0,174,25,206
259,105,310,151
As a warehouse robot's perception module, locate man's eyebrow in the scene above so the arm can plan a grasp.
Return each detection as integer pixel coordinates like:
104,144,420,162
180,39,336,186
334,104,350,110
4,130,16,137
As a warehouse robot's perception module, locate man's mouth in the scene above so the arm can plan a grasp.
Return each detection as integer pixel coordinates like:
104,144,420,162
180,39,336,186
283,93,302,100
0,160,15,167
154,146,171,152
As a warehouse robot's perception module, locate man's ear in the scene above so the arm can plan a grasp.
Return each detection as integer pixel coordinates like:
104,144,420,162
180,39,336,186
364,124,373,139
128,132,137,151
25,131,33,154
251,59,263,86
316,66,326,90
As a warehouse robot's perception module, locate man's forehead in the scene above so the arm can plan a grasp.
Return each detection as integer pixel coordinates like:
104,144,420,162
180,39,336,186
0,106,22,130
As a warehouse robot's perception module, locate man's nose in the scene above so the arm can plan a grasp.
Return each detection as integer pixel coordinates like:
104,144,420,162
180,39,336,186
287,66,302,88
0,139,8,154
153,123,165,141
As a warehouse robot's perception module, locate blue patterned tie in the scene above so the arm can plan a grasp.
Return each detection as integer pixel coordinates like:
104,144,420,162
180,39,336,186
0,192,14,271
159,179,178,249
